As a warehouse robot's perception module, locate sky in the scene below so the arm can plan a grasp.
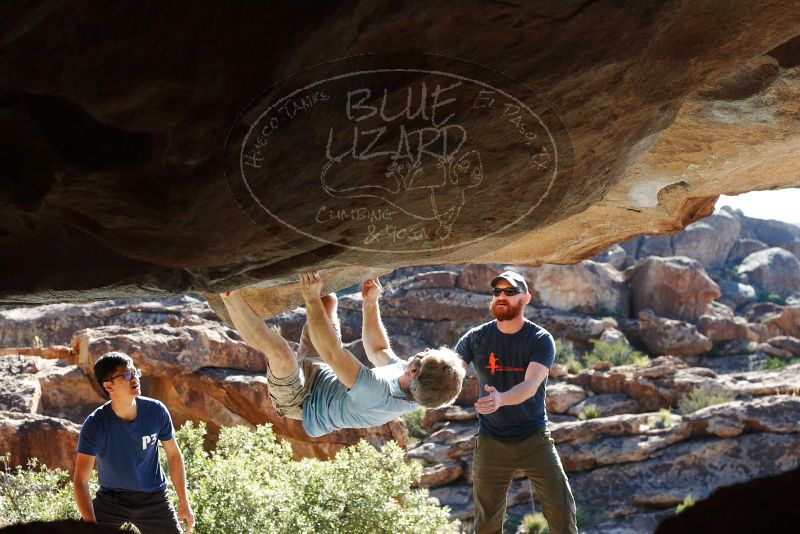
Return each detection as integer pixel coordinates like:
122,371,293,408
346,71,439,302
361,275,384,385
715,188,800,226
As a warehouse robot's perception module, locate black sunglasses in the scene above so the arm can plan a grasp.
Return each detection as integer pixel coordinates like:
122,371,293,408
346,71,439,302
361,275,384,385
491,287,521,297
107,368,142,382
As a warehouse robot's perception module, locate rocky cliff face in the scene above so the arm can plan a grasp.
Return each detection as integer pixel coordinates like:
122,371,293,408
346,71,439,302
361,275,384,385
2,2,800,314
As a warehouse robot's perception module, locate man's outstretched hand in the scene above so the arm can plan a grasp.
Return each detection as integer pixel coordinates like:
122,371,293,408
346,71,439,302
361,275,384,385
299,271,323,302
361,278,382,303
475,384,505,414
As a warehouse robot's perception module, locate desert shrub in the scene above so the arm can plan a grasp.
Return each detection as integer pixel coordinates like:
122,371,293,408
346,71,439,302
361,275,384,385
555,339,583,374
764,357,787,370
0,455,81,525
517,512,549,534
575,506,599,530
584,340,649,368
763,357,800,370
2,422,457,533
578,405,601,420
648,408,676,429
675,493,695,514
678,385,735,414
514,506,596,533
757,290,784,305
168,422,459,534
401,407,428,445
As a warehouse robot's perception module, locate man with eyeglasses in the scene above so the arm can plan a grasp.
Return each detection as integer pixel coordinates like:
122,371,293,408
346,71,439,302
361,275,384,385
455,271,577,534
220,272,465,437
73,352,195,533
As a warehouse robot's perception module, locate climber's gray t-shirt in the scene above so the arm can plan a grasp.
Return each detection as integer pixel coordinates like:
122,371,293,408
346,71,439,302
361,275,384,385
302,355,417,437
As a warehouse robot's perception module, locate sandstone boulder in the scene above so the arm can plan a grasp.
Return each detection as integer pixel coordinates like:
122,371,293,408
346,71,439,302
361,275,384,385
393,270,460,290
550,413,655,444
569,366,632,395
72,323,269,376
0,411,80,471
34,363,105,422
726,364,800,396
569,432,800,520
717,279,757,310
672,211,740,270
567,393,640,418
638,235,675,259
758,342,795,359
635,310,713,356
628,257,720,322
418,461,465,488
737,247,800,299
717,338,758,357
0,355,102,422
696,313,755,346
0,345,75,363
764,306,800,338
682,395,800,438
0,296,215,348
599,327,631,347
764,336,800,357
545,383,586,414
592,244,628,270
727,238,768,265
421,405,477,431
784,240,800,259
369,287,493,322
558,425,687,471
455,264,504,293
524,261,630,317
525,308,615,346
569,363,726,411
739,215,800,248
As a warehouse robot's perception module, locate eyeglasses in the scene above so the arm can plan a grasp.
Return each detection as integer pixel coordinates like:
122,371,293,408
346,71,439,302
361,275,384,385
107,368,142,382
491,287,521,297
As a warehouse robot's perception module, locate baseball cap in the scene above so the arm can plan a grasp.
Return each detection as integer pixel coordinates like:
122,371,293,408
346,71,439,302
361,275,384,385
490,270,529,294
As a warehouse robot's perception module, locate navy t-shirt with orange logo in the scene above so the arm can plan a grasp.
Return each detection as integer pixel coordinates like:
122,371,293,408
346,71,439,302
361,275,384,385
455,319,555,441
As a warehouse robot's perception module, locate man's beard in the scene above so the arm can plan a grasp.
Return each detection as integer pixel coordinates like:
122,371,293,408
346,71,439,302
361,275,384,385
490,299,525,321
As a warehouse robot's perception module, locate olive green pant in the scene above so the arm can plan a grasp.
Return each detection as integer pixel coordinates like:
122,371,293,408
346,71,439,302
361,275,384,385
472,428,577,534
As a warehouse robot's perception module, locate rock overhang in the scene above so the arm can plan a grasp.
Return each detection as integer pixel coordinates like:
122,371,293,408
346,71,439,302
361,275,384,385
2,2,800,317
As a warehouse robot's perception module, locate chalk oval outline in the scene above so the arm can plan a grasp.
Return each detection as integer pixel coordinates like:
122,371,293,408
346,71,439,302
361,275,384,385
231,54,567,254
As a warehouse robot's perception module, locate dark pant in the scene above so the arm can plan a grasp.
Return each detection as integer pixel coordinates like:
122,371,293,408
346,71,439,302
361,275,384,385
472,429,577,534
93,490,182,534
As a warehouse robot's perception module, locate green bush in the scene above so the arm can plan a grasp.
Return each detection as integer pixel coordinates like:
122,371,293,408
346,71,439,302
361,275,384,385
2,423,457,533
578,405,601,420
764,357,800,370
168,422,459,534
575,506,599,530
400,407,428,445
675,493,695,514
584,340,649,369
0,455,82,526
513,506,597,533
648,408,676,429
678,385,735,414
555,339,583,374
756,290,785,305
764,357,787,370
517,512,549,534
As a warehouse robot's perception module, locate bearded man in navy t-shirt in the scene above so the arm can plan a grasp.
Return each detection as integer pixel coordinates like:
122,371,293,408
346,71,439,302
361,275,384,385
455,271,577,534
73,352,195,533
